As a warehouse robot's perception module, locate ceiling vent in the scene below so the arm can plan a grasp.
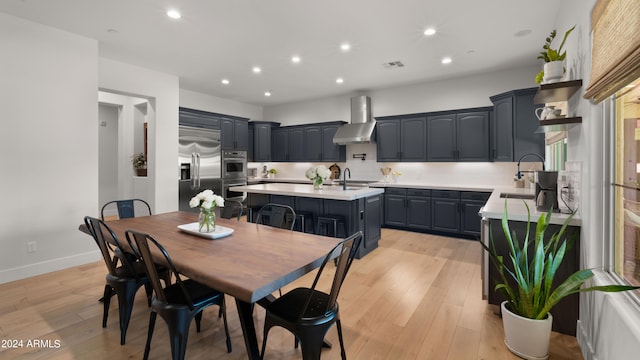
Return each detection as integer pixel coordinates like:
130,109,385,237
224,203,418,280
382,61,405,69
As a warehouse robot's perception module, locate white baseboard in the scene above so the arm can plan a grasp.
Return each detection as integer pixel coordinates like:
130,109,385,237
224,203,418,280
0,250,101,284
576,320,597,360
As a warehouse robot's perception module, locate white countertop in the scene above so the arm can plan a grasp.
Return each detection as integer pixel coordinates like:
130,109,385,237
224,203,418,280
479,186,581,226
241,180,581,226
231,183,384,201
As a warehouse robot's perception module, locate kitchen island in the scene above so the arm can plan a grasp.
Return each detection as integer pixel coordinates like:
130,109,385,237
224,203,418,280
230,183,384,258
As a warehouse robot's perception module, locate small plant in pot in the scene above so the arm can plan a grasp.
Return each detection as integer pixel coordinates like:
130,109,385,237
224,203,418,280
132,152,147,176
482,201,639,360
535,25,575,84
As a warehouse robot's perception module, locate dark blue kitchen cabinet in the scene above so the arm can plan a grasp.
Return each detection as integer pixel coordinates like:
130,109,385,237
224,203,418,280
272,128,288,161
427,110,490,162
460,191,491,236
179,107,221,129
406,189,431,230
288,127,304,162
427,114,457,161
376,116,427,162
221,117,248,150
321,124,346,162
384,188,431,230
364,194,382,246
247,125,254,161
457,112,489,161
489,88,544,162
431,190,461,233
384,188,407,226
250,122,278,162
271,126,303,162
304,126,323,161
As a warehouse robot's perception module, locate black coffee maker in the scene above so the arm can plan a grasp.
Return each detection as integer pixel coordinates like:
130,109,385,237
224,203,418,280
535,171,559,212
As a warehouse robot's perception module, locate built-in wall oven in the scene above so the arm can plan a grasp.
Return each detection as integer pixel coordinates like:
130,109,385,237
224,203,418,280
222,150,247,179
221,150,247,201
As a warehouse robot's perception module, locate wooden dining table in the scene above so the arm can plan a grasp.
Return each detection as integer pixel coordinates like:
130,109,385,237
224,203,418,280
80,211,340,359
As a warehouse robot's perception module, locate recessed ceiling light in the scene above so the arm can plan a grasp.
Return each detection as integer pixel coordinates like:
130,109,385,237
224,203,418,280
336,78,344,84
221,79,230,85
252,66,261,74
340,43,351,52
106,28,118,33
166,9,181,19
441,57,452,65
424,28,436,36
291,55,301,64
514,29,532,37
264,91,272,97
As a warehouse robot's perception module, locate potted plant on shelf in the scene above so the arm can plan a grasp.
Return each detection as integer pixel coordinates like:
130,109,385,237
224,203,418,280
132,152,147,177
482,202,639,360
535,25,575,84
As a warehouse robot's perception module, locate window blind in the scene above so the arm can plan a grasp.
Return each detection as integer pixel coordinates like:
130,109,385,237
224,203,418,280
583,0,640,103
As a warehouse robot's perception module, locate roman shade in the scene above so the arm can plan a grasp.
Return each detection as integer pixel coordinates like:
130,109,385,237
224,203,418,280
584,0,640,103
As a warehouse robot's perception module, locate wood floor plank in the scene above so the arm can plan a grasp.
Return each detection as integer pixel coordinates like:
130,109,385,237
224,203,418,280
0,228,584,360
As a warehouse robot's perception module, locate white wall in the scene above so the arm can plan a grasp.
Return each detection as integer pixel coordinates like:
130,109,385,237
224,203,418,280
99,59,179,214
180,89,263,120
553,0,640,358
263,65,540,125
0,13,99,282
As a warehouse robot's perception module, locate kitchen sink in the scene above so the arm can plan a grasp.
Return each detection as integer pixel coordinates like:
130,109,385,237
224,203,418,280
499,192,535,200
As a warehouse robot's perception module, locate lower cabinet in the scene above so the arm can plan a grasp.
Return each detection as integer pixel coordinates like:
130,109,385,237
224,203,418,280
384,187,489,238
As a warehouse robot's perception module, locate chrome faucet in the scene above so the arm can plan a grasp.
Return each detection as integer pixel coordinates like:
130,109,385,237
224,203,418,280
343,168,351,190
516,153,545,179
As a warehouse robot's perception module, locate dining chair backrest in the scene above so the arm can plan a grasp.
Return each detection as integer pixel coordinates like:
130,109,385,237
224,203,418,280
126,230,195,309
256,203,296,230
304,231,362,318
101,198,151,220
220,199,243,221
84,216,140,280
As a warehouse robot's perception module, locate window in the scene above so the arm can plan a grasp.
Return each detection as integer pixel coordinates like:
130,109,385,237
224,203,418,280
612,76,640,288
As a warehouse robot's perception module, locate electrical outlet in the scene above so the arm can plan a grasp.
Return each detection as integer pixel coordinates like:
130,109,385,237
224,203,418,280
27,241,37,253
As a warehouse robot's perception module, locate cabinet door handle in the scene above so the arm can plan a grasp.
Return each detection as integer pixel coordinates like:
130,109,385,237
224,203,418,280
492,149,496,158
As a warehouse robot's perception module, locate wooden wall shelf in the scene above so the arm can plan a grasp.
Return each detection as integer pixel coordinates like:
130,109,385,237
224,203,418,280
534,80,583,103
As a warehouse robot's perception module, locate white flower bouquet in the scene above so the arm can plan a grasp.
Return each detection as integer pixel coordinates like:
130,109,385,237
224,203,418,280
189,189,224,232
306,165,332,189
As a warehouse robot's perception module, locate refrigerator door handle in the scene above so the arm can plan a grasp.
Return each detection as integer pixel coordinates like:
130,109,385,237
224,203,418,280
191,153,197,190
196,153,201,189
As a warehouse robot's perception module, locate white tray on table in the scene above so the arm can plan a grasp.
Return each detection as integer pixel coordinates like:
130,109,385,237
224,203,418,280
177,222,234,239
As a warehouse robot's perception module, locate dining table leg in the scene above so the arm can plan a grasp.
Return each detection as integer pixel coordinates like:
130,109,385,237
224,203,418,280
236,299,261,359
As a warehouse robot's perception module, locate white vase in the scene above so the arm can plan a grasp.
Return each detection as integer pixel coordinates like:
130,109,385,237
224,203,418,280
501,301,553,360
543,61,564,84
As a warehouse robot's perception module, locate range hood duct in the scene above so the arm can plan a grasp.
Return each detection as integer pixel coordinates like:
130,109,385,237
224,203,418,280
333,96,376,144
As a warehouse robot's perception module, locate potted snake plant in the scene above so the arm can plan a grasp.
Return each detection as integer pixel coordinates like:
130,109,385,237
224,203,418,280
535,25,575,84
482,201,639,359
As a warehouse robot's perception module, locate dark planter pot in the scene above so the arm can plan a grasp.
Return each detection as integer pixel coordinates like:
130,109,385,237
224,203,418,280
135,168,147,177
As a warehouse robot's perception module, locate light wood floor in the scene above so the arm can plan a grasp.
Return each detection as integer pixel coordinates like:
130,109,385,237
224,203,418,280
0,228,583,359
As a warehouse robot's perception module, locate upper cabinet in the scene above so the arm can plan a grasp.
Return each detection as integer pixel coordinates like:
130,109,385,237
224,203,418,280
489,88,544,162
376,115,427,162
221,117,248,150
427,110,490,162
249,122,279,162
179,107,221,129
304,123,346,162
272,126,304,162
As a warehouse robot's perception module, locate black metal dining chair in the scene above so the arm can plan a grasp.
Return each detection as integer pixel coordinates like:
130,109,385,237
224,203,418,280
126,229,232,360
100,198,151,220
256,203,296,230
260,231,363,360
220,198,244,221
83,216,162,345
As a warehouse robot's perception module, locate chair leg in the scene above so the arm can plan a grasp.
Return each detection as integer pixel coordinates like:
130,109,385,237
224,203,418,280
336,319,347,360
102,285,112,328
116,282,139,345
195,311,203,333
144,282,153,306
143,311,157,360
166,311,192,360
220,299,232,353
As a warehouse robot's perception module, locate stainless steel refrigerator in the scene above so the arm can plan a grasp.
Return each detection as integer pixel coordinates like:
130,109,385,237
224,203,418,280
178,126,222,212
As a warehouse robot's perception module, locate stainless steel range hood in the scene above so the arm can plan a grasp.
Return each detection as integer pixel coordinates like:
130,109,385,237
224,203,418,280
333,96,376,144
